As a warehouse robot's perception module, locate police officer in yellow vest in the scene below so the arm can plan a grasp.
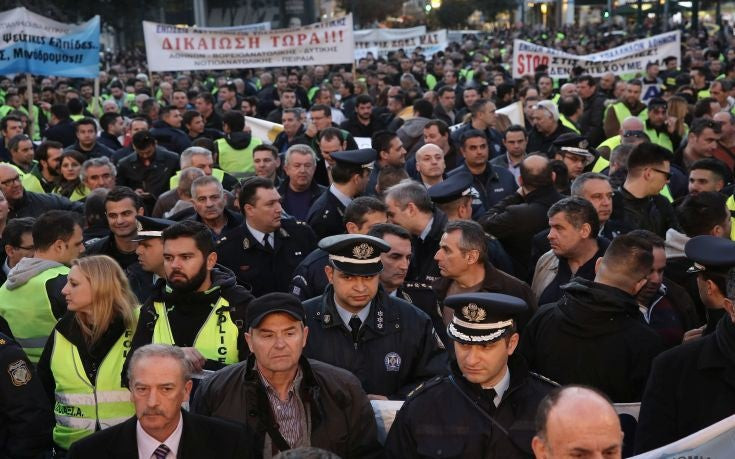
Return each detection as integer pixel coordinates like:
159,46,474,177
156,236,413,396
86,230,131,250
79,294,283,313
127,220,253,375
0,211,85,363
214,111,263,178
36,255,138,453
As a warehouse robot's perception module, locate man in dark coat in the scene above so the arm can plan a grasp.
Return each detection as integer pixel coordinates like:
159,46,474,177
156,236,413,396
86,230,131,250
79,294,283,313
385,292,556,458
0,164,83,219
192,293,382,458
68,344,254,458
635,236,735,453
215,177,317,297
480,155,564,281
302,234,448,399
519,233,664,402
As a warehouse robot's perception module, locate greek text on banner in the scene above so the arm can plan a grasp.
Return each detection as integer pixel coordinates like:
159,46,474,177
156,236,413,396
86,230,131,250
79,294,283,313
0,7,99,78
143,15,354,72
512,31,680,79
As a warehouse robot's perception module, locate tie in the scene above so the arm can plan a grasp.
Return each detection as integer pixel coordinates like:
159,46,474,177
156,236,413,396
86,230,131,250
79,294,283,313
263,233,272,250
349,316,362,343
152,444,170,459
484,388,497,414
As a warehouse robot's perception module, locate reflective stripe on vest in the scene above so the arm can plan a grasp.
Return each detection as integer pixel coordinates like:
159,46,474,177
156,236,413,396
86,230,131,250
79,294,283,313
152,297,239,364
591,156,609,173
169,168,225,189
560,115,580,134
644,127,674,152
50,328,135,450
215,137,262,175
0,265,69,362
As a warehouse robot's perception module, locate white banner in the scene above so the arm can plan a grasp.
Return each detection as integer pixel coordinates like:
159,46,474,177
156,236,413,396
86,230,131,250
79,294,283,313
631,414,735,458
512,31,681,79
198,21,271,32
355,27,447,58
355,47,380,61
245,116,282,144
143,15,354,71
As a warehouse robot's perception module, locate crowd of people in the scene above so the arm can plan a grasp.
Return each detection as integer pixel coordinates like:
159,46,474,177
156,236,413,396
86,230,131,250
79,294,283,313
1,18,735,458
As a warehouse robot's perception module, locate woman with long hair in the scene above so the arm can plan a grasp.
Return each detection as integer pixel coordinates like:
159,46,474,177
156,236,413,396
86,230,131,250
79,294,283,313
54,150,89,201
37,255,139,454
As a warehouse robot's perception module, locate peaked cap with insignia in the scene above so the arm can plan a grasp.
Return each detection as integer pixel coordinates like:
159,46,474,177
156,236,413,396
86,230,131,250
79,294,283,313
319,234,390,276
444,292,527,344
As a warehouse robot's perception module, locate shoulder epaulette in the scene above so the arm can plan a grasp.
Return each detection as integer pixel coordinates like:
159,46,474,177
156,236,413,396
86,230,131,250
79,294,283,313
406,375,444,399
404,282,431,289
529,371,561,387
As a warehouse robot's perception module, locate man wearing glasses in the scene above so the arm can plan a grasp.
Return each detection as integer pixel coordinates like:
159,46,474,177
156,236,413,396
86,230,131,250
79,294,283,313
611,143,679,238
0,164,82,219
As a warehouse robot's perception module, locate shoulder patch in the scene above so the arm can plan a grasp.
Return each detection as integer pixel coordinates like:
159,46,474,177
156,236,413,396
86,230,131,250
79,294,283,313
8,360,32,386
529,371,560,387
406,375,444,399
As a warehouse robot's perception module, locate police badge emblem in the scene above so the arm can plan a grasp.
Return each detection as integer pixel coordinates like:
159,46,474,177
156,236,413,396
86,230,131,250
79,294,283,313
462,303,487,322
384,352,401,371
8,360,31,386
242,237,250,250
352,243,374,260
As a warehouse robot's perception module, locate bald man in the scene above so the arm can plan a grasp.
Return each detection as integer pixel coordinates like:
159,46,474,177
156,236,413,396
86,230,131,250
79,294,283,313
532,386,623,459
415,143,446,187
597,116,647,159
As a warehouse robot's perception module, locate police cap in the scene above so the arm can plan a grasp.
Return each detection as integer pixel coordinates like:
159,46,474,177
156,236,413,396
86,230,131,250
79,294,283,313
246,292,305,329
131,215,175,241
445,292,527,344
331,148,378,168
552,133,595,165
685,235,735,274
319,234,390,276
428,170,474,204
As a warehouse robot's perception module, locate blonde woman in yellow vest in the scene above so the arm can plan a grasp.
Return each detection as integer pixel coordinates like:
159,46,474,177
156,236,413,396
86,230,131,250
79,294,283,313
37,255,138,453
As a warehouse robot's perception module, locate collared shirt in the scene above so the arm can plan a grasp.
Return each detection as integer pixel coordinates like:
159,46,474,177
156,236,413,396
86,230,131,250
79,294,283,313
258,367,307,448
137,412,183,459
506,153,522,182
329,184,352,208
245,221,272,248
334,295,371,331
419,217,434,241
482,365,511,407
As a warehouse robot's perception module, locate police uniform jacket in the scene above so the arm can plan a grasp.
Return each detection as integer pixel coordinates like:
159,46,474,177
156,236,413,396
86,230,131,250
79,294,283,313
305,188,348,240
289,248,330,301
126,266,253,375
0,332,54,458
385,356,556,459
406,209,447,285
519,278,664,402
635,316,735,453
450,162,517,210
191,355,382,459
303,284,448,399
216,218,317,297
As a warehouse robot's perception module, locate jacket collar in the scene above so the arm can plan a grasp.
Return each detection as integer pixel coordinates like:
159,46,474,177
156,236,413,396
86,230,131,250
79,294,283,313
316,284,398,336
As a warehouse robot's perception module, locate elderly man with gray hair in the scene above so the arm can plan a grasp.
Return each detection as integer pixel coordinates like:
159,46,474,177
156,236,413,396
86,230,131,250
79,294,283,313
80,157,117,192
68,344,255,457
152,167,205,218
526,100,575,156
169,146,238,191
277,144,326,221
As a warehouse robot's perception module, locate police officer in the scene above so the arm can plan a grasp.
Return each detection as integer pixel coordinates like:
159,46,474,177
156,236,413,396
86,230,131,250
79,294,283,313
0,329,54,457
306,148,377,240
289,196,387,301
127,221,253,373
302,234,448,399
127,215,173,302
215,176,317,297
385,292,556,458
636,235,735,453
428,170,516,276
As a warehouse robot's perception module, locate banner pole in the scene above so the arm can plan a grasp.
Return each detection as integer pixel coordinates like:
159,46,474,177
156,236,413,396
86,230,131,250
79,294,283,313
25,73,33,120
93,77,101,118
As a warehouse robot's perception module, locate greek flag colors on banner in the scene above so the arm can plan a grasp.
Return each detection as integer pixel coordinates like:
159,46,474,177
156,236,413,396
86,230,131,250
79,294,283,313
0,7,99,78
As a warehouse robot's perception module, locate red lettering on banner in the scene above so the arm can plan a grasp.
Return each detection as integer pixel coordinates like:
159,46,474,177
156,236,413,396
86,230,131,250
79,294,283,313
338,30,343,42
283,34,294,46
309,33,320,45
297,33,307,46
220,37,232,49
183,37,194,49
197,38,207,50
162,38,172,50
249,36,260,48
517,54,549,74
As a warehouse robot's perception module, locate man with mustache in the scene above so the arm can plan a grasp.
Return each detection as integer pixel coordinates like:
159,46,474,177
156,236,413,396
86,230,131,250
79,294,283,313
127,220,253,373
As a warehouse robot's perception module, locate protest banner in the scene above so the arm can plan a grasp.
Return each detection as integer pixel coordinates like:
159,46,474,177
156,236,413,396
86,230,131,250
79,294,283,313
203,22,271,32
143,15,354,71
246,116,283,144
631,413,735,458
512,31,681,79
355,27,448,58
355,47,380,61
0,7,99,78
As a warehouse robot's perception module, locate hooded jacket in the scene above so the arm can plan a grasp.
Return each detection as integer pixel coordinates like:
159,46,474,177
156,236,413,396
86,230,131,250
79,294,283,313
4,257,68,319
127,265,254,374
519,278,664,402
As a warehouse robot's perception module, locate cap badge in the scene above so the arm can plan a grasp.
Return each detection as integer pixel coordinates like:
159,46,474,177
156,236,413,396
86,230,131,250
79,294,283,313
462,303,487,323
136,220,143,232
579,139,589,149
353,243,375,260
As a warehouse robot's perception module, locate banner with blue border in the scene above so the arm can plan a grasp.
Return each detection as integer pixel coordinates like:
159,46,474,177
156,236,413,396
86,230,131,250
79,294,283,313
0,7,99,78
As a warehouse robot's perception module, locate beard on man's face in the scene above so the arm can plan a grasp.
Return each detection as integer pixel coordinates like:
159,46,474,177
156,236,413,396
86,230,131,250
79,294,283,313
168,262,208,293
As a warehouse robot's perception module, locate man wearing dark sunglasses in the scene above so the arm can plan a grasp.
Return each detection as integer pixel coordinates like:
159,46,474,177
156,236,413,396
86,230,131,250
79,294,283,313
611,142,679,238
